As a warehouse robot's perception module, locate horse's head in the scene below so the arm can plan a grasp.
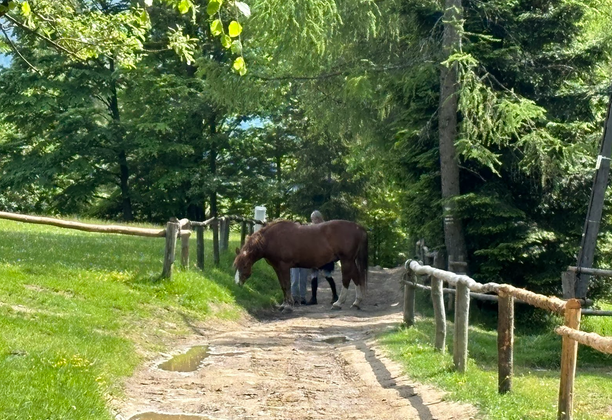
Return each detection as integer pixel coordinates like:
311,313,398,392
233,247,253,286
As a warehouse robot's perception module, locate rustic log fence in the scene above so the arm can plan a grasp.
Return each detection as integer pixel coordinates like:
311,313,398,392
404,259,612,419
0,211,264,280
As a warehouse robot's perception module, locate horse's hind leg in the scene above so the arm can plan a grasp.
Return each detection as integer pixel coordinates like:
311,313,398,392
332,263,352,310
349,265,363,309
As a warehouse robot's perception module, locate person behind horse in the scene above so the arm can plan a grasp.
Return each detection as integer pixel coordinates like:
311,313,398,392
289,221,308,304
308,210,339,305
290,266,309,305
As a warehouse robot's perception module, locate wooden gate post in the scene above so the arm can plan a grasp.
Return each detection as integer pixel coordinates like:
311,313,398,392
240,220,247,247
161,220,180,279
453,280,470,373
180,230,190,268
212,218,220,266
196,226,205,270
558,299,582,420
498,288,514,394
403,269,416,327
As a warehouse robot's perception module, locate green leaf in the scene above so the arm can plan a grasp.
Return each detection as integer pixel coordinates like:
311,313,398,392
206,0,221,15
230,40,242,54
210,19,223,36
228,21,242,37
139,9,150,25
21,1,30,16
232,56,245,72
221,34,231,48
178,0,190,14
238,65,247,76
234,1,251,18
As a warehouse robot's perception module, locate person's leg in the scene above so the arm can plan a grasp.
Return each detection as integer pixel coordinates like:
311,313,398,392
299,268,308,304
324,269,338,304
307,269,318,304
290,268,300,304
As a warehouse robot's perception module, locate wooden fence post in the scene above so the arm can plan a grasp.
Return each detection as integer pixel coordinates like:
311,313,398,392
431,252,446,352
453,280,470,373
161,220,180,279
180,231,190,268
562,270,576,299
249,222,254,235
498,288,514,394
222,217,230,252
558,299,582,420
196,226,204,271
219,217,227,252
403,269,416,327
240,220,247,247
212,218,220,266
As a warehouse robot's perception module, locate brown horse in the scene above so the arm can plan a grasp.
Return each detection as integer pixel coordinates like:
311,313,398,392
233,220,368,312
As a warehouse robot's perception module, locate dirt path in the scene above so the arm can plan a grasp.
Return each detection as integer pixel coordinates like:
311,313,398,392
116,267,477,420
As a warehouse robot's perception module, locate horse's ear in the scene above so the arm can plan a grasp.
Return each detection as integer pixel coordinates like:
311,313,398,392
235,247,240,255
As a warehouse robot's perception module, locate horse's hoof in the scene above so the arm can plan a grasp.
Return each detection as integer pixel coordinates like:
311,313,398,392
281,306,293,313
350,303,361,310
331,305,342,311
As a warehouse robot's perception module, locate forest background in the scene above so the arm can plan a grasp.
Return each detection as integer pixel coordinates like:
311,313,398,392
1,0,612,299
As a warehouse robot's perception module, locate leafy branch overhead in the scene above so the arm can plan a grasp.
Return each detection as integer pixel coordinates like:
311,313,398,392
0,0,250,75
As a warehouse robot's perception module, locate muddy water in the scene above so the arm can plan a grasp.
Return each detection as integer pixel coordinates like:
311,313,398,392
158,346,209,372
129,412,212,420
322,336,349,344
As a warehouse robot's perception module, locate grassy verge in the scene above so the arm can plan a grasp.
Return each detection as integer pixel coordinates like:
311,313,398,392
0,218,280,420
380,290,612,420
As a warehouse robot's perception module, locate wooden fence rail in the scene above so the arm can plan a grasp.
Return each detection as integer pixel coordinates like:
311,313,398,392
403,259,612,420
555,326,612,354
0,211,263,280
0,211,166,237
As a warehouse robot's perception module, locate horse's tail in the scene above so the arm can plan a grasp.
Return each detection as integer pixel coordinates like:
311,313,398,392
357,229,368,294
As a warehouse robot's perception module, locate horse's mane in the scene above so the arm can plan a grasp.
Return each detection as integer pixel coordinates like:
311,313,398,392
241,220,295,255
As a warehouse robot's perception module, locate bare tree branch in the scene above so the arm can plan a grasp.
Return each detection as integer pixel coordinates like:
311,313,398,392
3,13,85,61
0,23,41,74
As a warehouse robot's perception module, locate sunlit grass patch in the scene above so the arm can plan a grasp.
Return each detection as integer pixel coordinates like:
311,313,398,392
380,306,612,419
0,218,280,419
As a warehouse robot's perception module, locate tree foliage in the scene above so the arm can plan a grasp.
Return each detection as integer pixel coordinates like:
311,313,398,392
1,0,612,281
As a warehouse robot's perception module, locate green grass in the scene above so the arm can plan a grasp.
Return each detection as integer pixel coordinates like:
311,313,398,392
0,218,281,420
380,291,612,419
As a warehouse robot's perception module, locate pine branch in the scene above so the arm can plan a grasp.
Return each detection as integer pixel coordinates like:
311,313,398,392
252,62,419,82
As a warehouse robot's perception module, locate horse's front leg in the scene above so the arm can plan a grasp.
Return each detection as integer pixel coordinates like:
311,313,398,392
274,264,294,313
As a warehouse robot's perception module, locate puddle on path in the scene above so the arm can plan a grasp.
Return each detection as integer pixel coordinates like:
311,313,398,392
158,346,209,372
321,336,349,344
129,412,212,420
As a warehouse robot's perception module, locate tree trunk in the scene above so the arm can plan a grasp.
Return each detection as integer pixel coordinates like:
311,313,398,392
209,114,218,218
108,58,133,221
275,154,282,218
439,0,467,269
118,150,133,221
